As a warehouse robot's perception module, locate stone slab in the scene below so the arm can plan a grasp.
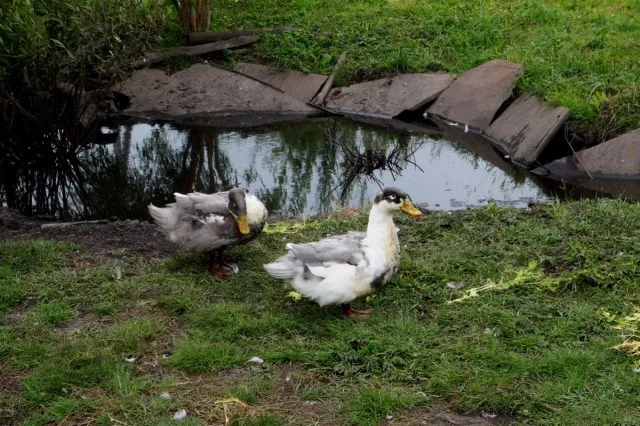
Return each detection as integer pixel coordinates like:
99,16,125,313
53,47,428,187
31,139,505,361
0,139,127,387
427,60,524,130
536,128,640,177
485,93,570,167
233,62,327,103
324,73,453,119
114,64,322,117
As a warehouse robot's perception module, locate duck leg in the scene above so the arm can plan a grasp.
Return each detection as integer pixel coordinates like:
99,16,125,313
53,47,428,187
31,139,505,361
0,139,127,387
208,249,238,278
342,303,373,317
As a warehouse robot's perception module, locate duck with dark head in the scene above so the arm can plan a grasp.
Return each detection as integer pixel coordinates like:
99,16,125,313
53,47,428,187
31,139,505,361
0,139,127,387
149,187,268,278
264,187,421,316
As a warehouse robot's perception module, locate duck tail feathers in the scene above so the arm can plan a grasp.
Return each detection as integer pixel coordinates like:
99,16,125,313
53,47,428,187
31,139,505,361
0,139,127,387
148,203,178,233
263,262,295,279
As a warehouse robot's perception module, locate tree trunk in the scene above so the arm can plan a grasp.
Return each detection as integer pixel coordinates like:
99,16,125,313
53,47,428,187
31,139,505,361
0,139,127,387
175,0,210,34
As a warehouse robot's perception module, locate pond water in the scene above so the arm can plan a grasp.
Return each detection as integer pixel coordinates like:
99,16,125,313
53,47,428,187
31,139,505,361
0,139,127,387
1,117,556,220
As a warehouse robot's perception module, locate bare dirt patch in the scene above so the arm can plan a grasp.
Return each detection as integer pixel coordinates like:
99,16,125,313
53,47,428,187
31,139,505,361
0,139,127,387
383,405,513,426
58,313,101,336
0,362,24,425
0,208,176,263
3,303,36,326
166,362,341,425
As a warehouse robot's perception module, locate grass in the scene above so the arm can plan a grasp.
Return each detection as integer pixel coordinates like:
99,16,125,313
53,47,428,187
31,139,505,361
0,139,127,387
2,200,640,424
208,0,640,140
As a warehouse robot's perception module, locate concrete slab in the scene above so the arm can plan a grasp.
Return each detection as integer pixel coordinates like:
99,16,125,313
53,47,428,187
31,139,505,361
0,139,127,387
233,62,327,103
535,128,640,178
485,93,570,167
114,64,322,117
427,60,523,130
324,73,453,119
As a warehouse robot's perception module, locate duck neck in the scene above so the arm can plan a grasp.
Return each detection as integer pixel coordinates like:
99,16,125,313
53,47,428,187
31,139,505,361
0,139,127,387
362,205,399,271
365,206,396,242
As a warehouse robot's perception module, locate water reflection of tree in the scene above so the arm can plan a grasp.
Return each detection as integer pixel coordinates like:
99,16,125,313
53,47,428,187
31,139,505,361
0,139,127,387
81,124,235,219
240,119,426,216
0,127,94,220
2,117,543,221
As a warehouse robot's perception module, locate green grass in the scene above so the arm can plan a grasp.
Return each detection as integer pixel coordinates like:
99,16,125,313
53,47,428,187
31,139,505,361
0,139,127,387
2,200,640,424
209,0,640,139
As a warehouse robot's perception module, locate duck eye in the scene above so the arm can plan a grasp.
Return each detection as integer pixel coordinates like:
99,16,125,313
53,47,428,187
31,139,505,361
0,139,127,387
388,194,396,201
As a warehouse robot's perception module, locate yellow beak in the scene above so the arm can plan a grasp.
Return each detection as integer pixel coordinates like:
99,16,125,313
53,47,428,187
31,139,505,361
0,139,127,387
400,198,422,216
236,214,251,235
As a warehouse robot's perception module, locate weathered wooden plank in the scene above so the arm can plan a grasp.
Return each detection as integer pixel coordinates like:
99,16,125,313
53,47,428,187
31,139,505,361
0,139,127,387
136,36,259,67
310,52,347,106
187,28,294,45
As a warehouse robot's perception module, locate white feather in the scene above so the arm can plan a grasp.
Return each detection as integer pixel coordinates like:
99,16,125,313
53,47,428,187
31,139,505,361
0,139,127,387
264,201,402,306
245,193,268,224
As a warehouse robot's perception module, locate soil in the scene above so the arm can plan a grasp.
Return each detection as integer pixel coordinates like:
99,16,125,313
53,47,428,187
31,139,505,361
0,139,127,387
0,208,512,425
382,405,513,425
0,208,176,263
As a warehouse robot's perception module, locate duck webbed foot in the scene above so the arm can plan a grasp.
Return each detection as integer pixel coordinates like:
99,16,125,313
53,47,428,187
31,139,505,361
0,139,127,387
342,303,373,317
208,250,239,278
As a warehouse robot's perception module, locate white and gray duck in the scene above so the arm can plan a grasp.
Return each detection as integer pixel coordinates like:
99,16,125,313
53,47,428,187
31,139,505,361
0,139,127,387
263,187,422,316
149,188,267,278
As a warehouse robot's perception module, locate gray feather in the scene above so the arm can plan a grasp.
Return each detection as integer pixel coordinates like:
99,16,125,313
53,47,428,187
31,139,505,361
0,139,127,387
149,190,266,252
286,231,366,266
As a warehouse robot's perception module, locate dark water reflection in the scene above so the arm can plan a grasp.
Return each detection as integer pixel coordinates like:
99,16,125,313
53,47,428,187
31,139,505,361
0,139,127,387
2,117,555,220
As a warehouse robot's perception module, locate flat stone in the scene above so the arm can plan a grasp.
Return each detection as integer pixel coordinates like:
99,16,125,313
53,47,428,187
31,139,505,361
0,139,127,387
578,178,640,199
485,93,570,167
536,128,640,177
324,73,453,119
233,62,327,103
427,60,524,130
114,64,321,117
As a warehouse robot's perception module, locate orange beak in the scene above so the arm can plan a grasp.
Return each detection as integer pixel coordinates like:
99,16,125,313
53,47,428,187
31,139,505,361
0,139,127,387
236,214,250,235
400,198,422,216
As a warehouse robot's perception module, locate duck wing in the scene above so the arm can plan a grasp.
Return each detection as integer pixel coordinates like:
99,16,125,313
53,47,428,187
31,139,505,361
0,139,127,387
174,191,230,221
287,231,366,266
264,231,366,279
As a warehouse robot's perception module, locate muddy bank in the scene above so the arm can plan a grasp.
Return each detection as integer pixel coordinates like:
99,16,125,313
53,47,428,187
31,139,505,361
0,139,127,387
0,208,174,262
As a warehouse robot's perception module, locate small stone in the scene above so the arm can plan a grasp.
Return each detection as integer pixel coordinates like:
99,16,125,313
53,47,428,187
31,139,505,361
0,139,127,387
483,327,493,335
386,415,394,420
481,413,497,419
172,409,187,421
124,356,136,363
247,356,264,364
159,391,171,400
